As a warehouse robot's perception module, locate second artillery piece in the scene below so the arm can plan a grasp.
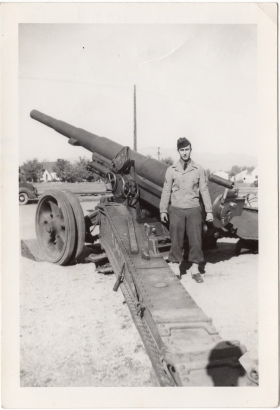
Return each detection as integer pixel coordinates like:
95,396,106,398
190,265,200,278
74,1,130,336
31,110,258,386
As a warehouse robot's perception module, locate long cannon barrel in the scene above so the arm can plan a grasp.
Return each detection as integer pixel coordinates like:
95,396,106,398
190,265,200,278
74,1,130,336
30,110,168,189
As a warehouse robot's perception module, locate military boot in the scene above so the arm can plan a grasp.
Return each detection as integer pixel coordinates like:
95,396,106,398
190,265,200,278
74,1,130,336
191,263,203,283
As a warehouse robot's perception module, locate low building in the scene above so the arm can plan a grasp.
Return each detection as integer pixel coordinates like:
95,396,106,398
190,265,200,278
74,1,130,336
235,167,258,184
41,162,60,182
235,169,248,182
251,166,258,181
243,174,255,183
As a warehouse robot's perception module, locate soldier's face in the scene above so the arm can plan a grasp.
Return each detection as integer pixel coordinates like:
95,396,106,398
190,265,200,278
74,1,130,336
179,145,191,162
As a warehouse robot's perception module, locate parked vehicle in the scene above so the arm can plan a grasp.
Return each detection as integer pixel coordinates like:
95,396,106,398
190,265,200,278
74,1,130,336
19,173,38,205
250,180,258,187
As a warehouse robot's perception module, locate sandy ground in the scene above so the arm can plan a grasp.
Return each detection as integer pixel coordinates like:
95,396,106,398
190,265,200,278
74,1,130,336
20,199,258,387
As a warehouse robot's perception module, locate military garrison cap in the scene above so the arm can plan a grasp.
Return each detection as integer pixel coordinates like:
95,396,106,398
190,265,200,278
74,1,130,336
177,137,191,150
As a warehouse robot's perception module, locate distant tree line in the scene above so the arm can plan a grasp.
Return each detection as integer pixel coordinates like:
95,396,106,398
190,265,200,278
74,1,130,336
20,157,256,183
20,155,175,183
19,157,97,183
227,165,255,175
54,157,96,183
145,155,257,176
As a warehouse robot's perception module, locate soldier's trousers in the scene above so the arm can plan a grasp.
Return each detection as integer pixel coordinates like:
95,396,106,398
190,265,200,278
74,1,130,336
168,205,204,264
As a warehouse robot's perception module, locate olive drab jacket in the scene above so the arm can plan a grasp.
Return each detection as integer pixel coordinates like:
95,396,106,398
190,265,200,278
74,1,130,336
159,159,213,214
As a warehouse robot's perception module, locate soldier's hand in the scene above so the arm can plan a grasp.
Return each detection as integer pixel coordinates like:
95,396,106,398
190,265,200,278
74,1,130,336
206,212,214,222
161,212,168,223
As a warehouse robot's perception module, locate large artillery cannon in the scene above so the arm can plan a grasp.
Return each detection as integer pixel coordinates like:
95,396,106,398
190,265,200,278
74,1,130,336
31,110,258,386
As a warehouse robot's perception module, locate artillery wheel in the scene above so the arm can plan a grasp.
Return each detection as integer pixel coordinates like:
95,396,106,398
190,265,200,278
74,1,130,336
19,192,29,205
36,190,76,265
61,189,86,262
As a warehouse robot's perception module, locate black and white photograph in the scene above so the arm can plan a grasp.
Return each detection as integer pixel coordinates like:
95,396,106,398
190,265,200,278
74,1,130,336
2,2,278,408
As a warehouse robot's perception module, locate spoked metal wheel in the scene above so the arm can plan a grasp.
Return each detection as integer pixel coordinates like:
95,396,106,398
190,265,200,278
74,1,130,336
35,190,76,265
61,189,85,262
123,180,139,199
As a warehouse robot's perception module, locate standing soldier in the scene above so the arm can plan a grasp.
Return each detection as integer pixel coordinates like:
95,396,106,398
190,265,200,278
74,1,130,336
160,138,213,283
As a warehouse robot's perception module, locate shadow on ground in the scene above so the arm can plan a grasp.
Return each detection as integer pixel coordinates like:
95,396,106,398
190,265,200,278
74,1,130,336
204,242,237,264
21,240,103,266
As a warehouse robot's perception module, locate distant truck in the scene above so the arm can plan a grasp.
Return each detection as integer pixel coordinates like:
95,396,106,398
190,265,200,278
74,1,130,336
19,173,38,205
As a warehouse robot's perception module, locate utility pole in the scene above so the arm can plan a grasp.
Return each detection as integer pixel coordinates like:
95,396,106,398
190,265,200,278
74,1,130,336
134,85,137,151
157,147,160,161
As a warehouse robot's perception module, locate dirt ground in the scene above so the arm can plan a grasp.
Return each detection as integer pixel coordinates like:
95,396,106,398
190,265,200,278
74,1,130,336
20,197,258,387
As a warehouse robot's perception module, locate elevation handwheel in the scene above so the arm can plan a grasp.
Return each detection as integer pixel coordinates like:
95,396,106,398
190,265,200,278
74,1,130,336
106,172,117,192
123,180,139,199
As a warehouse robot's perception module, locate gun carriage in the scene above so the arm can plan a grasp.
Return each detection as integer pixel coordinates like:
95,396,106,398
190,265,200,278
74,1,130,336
31,110,258,386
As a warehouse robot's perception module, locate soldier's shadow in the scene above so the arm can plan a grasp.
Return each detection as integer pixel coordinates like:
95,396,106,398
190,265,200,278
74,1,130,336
20,240,106,266
206,341,246,386
203,242,238,264
181,242,238,273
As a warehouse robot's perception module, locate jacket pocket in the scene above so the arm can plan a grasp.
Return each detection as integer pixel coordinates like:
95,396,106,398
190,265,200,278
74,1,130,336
172,176,181,192
192,177,199,193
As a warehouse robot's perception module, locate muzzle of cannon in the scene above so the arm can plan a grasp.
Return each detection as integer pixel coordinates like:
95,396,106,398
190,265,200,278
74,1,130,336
30,110,258,386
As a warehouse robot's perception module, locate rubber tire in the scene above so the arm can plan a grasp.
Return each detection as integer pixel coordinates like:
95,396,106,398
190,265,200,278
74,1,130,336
61,190,85,262
19,192,29,205
35,190,76,265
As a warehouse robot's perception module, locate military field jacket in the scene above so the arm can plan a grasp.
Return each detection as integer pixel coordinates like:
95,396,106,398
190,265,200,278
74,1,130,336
160,159,213,214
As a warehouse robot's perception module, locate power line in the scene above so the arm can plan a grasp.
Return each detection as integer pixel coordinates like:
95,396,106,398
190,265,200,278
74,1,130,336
20,76,254,117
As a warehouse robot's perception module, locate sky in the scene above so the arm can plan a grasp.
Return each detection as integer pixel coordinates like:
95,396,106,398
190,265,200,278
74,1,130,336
19,24,257,164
